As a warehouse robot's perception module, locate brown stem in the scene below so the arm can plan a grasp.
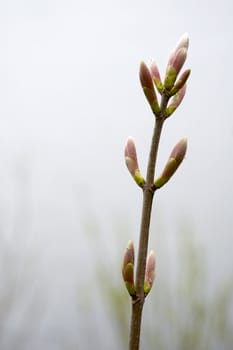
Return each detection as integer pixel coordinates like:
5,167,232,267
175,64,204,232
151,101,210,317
129,95,169,350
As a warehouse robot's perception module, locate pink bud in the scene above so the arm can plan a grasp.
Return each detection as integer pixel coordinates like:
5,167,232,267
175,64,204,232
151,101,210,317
139,61,160,115
144,251,156,295
166,84,186,117
168,47,187,75
150,61,163,93
122,240,136,296
125,138,145,187
122,240,134,268
154,138,187,189
139,61,155,91
169,137,187,164
164,33,189,90
168,33,189,73
170,69,191,96
125,137,139,177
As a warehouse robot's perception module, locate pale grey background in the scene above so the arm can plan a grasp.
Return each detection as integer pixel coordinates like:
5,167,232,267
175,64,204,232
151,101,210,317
0,0,232,349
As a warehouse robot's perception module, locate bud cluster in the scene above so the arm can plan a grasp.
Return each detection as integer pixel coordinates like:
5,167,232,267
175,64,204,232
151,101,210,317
125,34,190,190
139,33,190,118
122,241,156,297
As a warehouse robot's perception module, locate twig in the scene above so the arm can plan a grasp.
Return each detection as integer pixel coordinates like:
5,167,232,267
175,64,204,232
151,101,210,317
122,33,190,350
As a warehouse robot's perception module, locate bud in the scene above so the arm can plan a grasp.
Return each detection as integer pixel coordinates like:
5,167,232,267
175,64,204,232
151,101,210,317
150,61,163,94
170,69,191,96
169,48,187,75
125,137,145,187
139,61,160,116
164,48,187,90
144,250,156,296
122,240,136,296
154,138,187,189
166,84,186,118
164,33,189,91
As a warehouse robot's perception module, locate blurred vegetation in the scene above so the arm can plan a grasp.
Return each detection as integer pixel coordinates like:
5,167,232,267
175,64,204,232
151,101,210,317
0,183,232,350
92,220,233,350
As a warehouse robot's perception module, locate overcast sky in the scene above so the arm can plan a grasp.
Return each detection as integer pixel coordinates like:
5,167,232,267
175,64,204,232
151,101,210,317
0,0,232,348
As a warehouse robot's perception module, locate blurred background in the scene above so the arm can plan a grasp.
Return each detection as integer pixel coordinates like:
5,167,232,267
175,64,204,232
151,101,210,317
0,0,233,349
